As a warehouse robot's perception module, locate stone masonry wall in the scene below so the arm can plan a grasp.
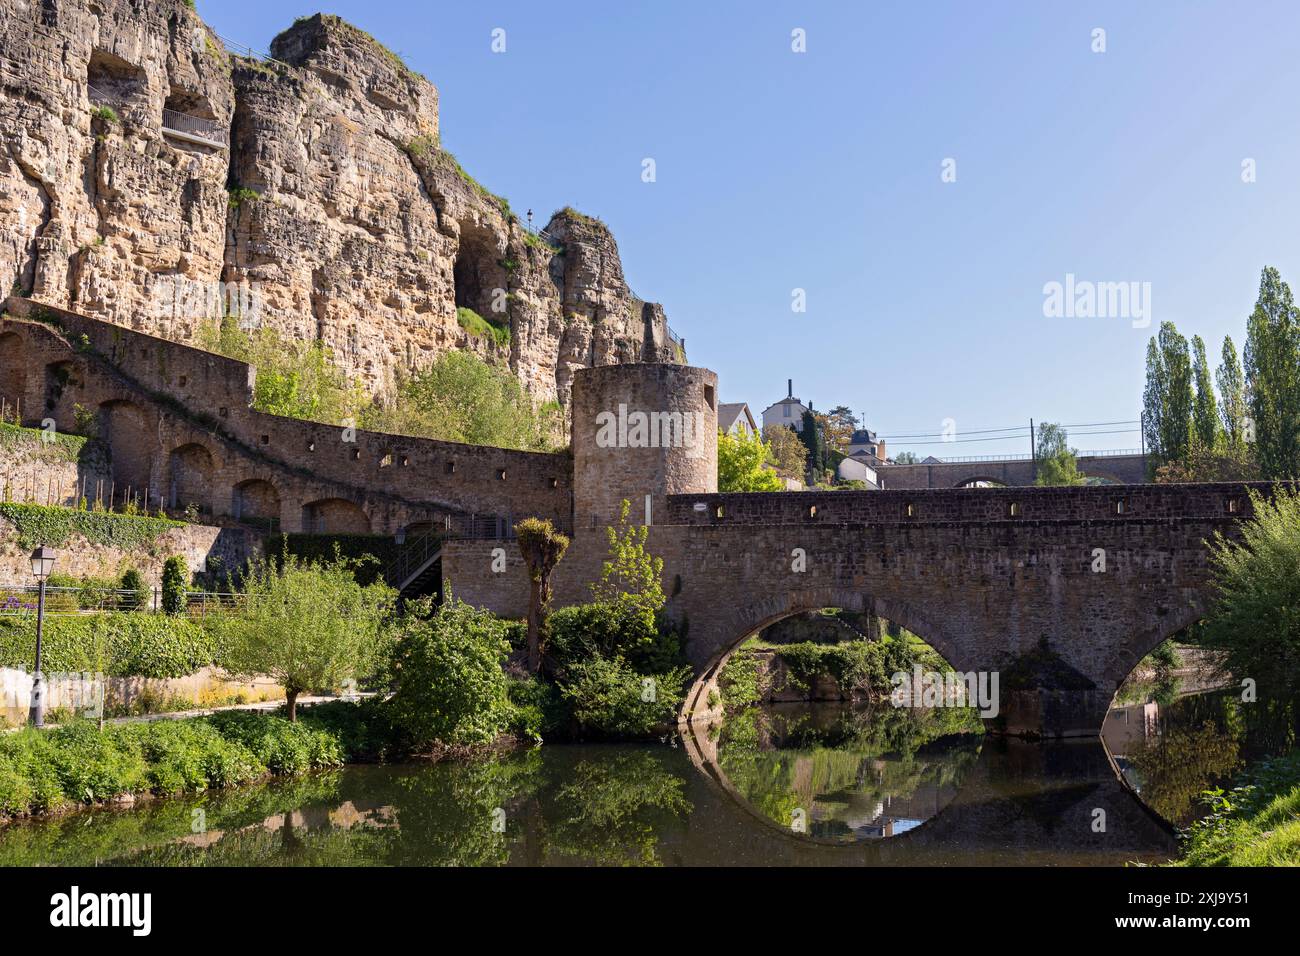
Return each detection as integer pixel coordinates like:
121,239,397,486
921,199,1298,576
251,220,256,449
0,307,574,533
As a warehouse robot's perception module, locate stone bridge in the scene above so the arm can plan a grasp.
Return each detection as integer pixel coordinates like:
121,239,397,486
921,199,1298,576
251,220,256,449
876,453,1149,489
443,362,1266,737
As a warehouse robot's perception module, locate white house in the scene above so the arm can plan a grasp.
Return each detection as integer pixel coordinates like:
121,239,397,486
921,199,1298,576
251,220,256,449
837,451,879,488
718,402,758,438
761,380,811,433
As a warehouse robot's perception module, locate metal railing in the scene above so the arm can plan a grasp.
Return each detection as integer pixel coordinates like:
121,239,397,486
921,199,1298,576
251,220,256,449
883,449,1143,465
382,512,574,590
0,585,245,617
161,107,229,147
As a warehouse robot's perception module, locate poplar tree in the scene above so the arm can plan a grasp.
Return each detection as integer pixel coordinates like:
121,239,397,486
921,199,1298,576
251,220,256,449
1243,266,1300,479
1190,334,1221,451
1142,321,1193,467
1216,335,1247,450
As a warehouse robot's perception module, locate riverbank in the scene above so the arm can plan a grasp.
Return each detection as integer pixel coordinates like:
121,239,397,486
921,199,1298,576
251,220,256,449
0,699,509,823
1170,750,1300,866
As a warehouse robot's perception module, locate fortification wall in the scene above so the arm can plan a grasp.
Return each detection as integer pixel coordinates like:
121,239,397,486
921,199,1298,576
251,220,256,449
1,304,574,535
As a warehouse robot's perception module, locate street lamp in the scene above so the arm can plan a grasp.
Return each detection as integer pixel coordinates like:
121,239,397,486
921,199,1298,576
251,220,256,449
28,546,56,728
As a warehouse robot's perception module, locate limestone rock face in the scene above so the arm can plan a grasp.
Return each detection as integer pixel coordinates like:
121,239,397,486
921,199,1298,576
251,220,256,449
0,3,680,407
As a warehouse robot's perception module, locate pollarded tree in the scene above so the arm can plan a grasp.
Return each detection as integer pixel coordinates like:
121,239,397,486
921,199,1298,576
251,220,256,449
515,517,570,674
217,552,394,720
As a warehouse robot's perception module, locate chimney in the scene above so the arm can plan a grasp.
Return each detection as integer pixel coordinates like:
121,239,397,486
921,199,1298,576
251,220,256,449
787,379,793,398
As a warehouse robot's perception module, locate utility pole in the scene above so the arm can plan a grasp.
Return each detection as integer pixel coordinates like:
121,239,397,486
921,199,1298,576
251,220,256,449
1029,418,1037,482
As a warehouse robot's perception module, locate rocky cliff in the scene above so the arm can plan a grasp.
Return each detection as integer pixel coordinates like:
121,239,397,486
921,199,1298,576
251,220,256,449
0,2,681,407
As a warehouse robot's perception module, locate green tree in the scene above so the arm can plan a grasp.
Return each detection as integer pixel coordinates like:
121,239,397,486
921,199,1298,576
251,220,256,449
762,424,808,480
385,593,513,746
119,568,148,611
591,500,665,627
514,517,570,674
798,409,825,480
198,319,362,425
1034,422,1085,486
1243,266,1300,479
216,553,394,720
1217,334,1249,451
1143,321,1194,467
718,428,784,492
361,350,559,451
1191,334,1221,452
892,451,919,464
823,406,858,455
1198,487,1300,698
160,556,188,615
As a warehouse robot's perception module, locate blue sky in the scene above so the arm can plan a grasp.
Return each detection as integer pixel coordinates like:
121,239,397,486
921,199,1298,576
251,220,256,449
198,0,1300,457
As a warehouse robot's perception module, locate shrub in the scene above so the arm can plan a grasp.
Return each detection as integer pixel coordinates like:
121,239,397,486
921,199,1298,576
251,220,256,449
547,602,682,675
774,638,916,698
46,720,149,803
385,594,513,747
558,656,688,739
161,556,188,615
506,676,567,743
213,552,393,720
127,719,263,794
120,568,149,610
205,711,344,775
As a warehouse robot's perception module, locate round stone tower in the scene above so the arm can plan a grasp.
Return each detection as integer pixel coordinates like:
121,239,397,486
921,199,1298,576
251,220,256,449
571,363,718,530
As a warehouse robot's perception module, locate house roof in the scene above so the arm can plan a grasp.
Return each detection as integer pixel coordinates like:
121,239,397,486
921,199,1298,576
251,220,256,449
760,396,808,415
718,403,755,432
849,428,878,445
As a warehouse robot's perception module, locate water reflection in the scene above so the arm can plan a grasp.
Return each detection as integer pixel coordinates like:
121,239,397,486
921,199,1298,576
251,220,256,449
0,696,1202,867
1102,688,1298,827
705,703,983,842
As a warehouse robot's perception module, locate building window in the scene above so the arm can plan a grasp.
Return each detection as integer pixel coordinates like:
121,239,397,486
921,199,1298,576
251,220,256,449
783,405,791,418
904,502,915,518
1114,498,1127,515
1009,502,1020,517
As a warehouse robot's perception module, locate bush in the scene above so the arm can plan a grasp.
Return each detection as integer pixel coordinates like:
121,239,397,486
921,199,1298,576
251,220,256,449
385,595,513,747
46,720,149,803
775,638,916,698
120,568,149,611
558,656,688,739
127,719,263,794
506,676,567,742
161,556,188,615
547,602,683,675
204,711,344,775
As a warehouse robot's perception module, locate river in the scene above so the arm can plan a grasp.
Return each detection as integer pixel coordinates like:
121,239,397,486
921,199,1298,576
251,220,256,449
0,687,1279,866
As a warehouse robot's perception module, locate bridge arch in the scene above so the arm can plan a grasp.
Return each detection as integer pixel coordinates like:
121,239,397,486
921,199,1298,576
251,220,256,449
682,586,973,726
954,476,1007,488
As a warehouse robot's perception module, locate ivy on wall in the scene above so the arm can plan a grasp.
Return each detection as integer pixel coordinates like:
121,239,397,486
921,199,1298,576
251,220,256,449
0,613,216,678
0,422,88,465
0,504,183,551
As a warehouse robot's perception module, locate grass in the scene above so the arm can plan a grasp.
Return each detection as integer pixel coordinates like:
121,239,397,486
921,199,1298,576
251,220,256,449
456,306,511,349
1172,750,1300,866
0,704,382,821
